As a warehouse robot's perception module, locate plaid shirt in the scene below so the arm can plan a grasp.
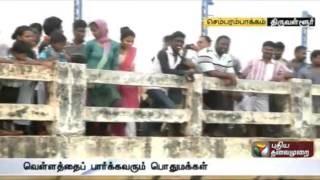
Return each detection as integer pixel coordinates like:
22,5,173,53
242,59,292,81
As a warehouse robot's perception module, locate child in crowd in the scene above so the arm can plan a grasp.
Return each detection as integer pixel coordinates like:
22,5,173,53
65,19,87,64
0,41,46,135
39,30,69,62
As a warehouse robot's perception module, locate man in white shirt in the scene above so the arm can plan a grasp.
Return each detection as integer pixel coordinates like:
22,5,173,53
197,35,241,136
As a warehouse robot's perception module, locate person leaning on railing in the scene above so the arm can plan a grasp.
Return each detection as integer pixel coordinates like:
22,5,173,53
85,19,121,136
142,31,195,136
297,50,320,137
116,26,139,137
0,41,53,136
196,35,239,137
237,41,293,137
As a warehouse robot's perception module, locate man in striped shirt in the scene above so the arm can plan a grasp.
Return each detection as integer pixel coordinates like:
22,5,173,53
239,41,292,112
239,41,293,137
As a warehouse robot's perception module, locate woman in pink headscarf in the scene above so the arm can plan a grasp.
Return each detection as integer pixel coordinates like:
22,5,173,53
117,27,139,136
85,19,121,136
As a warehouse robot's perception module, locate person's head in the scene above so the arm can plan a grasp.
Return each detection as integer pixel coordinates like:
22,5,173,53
294,45,307,62
262,41,275,60
73,19,87,43
274,41,285,60
43,16,63,36
310,50,320,67
30,23,42,45
170,31,185,53
215,35,230,56
11,25,36,47
197,35,211,50
50,30,67,52
163,35,172,49
10,40,31,61
89,20,108,42
120,26,135,49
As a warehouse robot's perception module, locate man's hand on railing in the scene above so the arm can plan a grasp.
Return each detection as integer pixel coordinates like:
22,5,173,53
271,75,285,82
39,60,56,69
223,74,237,86
184,69,195,82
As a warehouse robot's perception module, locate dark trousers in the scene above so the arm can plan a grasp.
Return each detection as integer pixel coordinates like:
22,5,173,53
140,89,176,136
203,91,240,136
0,86,20,131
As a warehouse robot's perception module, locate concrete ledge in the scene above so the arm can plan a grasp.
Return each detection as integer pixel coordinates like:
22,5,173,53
0,104,55,121
0,63,53,81
85,107,190,123
0,137,318,158
203,110,292,125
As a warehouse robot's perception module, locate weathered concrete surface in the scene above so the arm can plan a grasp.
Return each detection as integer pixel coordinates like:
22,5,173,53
203,110,292,125
289,79,315,138
0,63,53,81
85,107,190,123
203,77,291,94
87,69,188,88
0,136,58,158
49,63,86,135
185,74,203,136
0,104,54,121
311,84,320,96
0,137,319,159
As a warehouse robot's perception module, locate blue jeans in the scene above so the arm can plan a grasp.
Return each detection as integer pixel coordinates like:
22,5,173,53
141,89,176,136
148,89,175,109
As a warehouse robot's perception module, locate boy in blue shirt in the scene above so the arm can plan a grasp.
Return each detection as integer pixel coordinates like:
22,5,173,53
39,30,69,62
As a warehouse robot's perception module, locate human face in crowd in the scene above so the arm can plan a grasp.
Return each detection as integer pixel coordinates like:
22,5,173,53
74,27,86,43
52,42,66,52
197,36,210,50
274,48,284,60
17,30,36,47
262,45,275,60
90,24,102,40
31,29,41,45
171,37,184,53
121,35,135,50
215,38,230,56
312,55,320,67
295,49,307,61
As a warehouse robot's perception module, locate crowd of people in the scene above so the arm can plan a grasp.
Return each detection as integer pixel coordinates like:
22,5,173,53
0,16,319,137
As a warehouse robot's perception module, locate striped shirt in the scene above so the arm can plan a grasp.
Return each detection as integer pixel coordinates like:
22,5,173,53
241,59,292,81
197,47,234,74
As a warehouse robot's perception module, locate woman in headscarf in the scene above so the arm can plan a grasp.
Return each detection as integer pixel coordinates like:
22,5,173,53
85,19,121,136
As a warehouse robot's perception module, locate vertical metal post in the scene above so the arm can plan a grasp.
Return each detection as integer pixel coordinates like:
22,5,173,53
301,11,309,47
74,0,82,21
201,0,213,36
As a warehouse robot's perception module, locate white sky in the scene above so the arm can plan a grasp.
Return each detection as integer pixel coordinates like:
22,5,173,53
0,0,319,70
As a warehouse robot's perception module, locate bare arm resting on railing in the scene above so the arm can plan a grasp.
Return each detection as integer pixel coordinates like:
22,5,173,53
271,62,293,82
197,51,237,86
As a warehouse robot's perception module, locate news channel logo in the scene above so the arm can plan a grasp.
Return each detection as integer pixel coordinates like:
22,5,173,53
252,142,270,157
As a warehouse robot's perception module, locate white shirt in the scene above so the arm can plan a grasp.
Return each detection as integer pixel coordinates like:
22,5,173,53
264,62,275,81
197,47,235,74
